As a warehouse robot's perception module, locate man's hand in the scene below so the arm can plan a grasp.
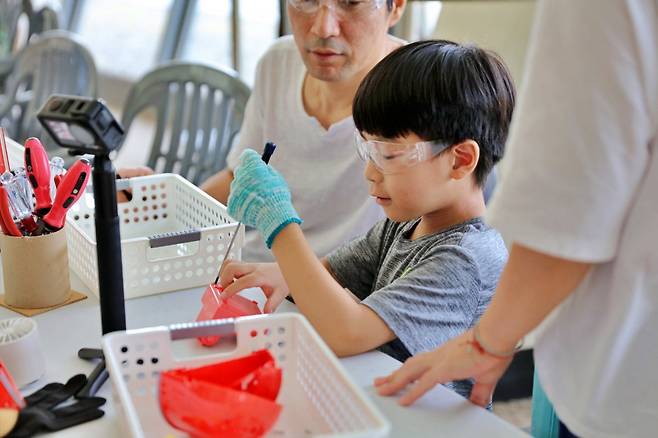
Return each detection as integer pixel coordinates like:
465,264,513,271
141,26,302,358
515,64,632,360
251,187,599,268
116,166,154,203
374,329,513,407
228,149,301,248
218,260,290,313
116,166,154,179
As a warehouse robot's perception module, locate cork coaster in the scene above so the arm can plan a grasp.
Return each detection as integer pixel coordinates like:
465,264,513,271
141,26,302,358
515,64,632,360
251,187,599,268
0,290,87,316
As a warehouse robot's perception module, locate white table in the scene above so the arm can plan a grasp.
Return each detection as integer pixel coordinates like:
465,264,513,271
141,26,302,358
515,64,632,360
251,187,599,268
0,272,527,437
0,138,526,436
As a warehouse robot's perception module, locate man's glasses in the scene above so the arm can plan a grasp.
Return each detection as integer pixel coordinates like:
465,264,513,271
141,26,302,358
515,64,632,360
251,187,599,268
287,0,386,18
354,131,451,174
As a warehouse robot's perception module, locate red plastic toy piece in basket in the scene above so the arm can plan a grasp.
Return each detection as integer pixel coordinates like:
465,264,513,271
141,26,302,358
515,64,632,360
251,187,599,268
195,283,261,347
0,360,24,410
159,349,282,438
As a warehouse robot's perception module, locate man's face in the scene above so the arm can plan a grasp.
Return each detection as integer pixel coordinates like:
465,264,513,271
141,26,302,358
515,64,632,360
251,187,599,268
288,0,401,83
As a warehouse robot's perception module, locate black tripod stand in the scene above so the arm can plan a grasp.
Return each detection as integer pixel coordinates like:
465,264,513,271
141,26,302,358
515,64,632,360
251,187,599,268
76,152,126,396
37,96,127,397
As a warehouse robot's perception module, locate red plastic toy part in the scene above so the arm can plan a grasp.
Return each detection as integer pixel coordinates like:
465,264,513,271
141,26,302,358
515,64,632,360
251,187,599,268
0,360,24,410
159,350,282,438
195,284,261,347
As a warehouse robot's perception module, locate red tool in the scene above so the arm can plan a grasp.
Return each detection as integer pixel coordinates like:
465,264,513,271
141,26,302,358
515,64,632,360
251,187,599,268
0,188,22,237
195,284,261,347
159,350,282,438
24,137,52,216
41,158,91,232
0,129,22,237
0,360,24,410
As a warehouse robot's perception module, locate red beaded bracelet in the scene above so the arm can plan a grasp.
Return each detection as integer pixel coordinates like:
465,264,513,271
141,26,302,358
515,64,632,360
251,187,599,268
467,325,523,359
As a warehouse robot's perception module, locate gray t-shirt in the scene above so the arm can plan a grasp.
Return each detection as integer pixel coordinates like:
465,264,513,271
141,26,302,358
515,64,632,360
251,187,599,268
326,217,507,398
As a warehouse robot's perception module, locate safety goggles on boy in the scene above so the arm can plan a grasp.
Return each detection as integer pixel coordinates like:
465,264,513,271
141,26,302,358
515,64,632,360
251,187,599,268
287,0,386,17
354,131,451,174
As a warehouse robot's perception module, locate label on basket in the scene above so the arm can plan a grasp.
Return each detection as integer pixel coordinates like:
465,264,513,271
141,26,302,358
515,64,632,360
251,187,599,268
148,229,201,248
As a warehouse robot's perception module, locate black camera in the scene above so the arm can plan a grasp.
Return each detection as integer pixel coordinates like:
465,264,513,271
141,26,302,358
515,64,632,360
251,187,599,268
37,95,124,153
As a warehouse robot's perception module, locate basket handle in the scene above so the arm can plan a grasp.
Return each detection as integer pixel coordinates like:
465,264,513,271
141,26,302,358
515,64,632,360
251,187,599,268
83,178,131,194
169,319,237,340
149,229,201,248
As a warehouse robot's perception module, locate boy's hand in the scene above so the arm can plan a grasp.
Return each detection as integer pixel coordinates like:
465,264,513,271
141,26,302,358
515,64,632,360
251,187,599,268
228,149,302,248
374,330,513,407
218,260,290,313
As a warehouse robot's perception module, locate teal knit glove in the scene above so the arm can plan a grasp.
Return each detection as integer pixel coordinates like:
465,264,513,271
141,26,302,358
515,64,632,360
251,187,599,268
228,149,302,248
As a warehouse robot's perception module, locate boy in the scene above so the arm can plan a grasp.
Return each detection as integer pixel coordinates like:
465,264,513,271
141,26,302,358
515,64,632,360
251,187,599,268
220,40,515,399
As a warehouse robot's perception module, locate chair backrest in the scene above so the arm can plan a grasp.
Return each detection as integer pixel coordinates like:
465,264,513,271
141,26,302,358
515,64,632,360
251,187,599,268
0,1,60,89
121,62,251,186
0,0,25,80
28,5,60,38
0,29,97,158
0,0,25,56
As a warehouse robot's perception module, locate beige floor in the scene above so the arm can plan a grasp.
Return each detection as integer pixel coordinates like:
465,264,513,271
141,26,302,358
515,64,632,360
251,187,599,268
494,398,532,431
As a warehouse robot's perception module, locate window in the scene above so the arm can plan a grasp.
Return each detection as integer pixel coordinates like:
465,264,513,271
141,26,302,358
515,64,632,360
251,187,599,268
181,0,278,85
76,0,172,79
181,1,232,75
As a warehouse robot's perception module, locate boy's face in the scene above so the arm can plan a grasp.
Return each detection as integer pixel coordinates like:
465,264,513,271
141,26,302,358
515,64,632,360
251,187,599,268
362,133,457,223
287,1,403,83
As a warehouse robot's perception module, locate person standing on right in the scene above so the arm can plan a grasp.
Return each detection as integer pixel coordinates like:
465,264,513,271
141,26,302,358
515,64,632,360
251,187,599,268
373,1,658,436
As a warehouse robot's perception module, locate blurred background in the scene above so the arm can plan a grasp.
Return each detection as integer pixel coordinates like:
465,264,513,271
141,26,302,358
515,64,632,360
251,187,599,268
0,0,536,167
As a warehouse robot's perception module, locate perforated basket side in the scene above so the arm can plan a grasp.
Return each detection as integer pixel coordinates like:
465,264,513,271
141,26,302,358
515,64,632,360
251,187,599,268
65,217,100,295
65,174,244,299
293,317,390,437
102,315,389,438
103,316,299,437
170,176,235,230
119,175,243,297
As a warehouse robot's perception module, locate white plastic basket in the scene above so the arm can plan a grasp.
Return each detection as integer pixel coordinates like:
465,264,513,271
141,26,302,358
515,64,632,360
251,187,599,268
103,314,391,437
66,173,243,299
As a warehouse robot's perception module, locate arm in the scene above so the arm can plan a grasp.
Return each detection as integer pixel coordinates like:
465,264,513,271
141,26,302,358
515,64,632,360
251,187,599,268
375,243,591,406
272,225,395,357
220,228,395,356
476,244,591,351
201,168,234,205
224,149,394,356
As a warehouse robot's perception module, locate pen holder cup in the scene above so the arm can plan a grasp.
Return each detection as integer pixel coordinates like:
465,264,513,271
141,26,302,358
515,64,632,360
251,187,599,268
0,228,71,308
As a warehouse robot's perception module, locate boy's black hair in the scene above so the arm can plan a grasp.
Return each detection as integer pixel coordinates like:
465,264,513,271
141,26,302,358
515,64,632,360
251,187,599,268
353,40,516,187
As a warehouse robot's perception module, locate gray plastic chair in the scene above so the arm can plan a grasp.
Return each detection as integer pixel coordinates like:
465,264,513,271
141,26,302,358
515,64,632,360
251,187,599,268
0,0,61,92
0,29,97,158
121,62,251,186
0,0,26,85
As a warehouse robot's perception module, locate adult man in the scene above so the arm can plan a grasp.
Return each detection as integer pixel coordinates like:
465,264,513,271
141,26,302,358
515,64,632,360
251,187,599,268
202,0,406,262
